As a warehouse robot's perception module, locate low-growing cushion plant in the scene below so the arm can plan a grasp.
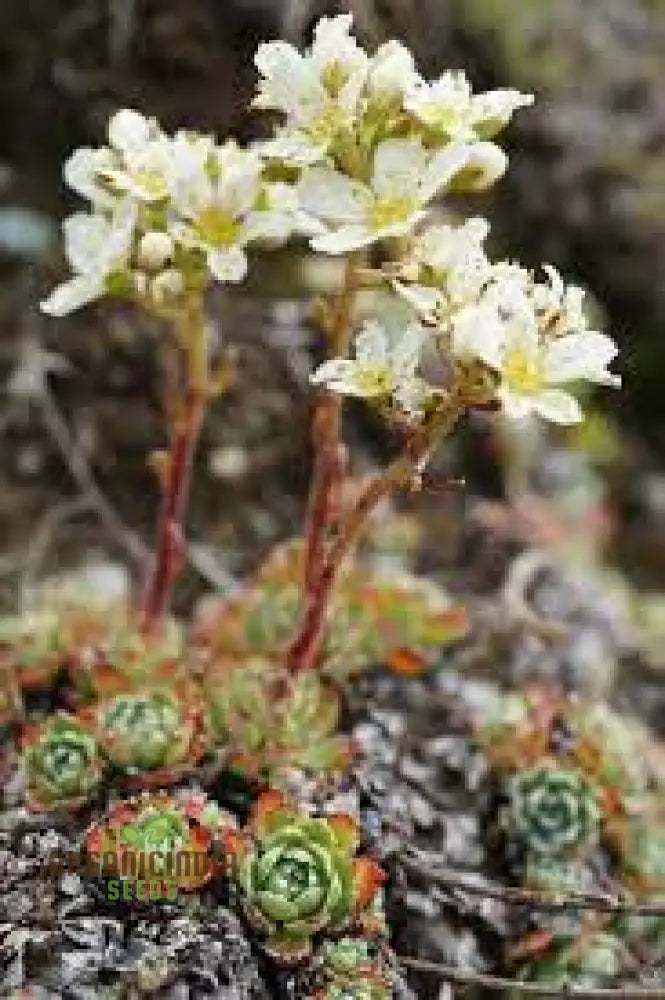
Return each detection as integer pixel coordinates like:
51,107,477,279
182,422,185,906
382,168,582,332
23,713,103,811
231,791,386,964
89,689,205,785
86,789,236,891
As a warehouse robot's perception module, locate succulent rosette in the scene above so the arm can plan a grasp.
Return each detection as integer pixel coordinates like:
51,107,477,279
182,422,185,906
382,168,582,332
312,938,392,1000
61,601,184,699
195,542,466,682
23,713,103,811
92,689,204,784
0,610,63,691
86,790,235,891
203,658,352,781
233,791,385,964
507,764,601,857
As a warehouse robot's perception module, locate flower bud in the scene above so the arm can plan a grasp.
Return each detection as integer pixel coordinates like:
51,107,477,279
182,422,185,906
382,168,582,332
151,268,184,306
138,231,174,271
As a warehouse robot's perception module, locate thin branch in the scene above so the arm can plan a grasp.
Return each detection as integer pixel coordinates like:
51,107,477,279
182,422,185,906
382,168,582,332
38,377,150,571
401,850,665,917
398,956,665,998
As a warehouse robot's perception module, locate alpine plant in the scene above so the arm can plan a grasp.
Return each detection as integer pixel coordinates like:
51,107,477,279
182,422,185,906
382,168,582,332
231,791,386,964
86,790,236,890
23,713,103,811
507,764,601,857
313,938,392,1000
91,690,204,783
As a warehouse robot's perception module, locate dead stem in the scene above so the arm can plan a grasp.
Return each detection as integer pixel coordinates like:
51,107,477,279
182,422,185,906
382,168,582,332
397,955,665,998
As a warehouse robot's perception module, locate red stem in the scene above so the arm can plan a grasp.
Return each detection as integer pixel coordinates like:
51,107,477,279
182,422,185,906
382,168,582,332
285,439,426,675
302,394,346,594
139,385,206,636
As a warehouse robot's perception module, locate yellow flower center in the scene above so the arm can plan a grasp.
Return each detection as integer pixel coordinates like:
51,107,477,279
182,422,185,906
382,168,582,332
503,346,543,395
309,104,346,146
321,61,349,98
133,171,170,200
368,197,414,232
194,207,240,248
356,365,395,397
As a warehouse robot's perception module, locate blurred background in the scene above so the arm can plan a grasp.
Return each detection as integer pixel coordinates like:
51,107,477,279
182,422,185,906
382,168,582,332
0,0,664,610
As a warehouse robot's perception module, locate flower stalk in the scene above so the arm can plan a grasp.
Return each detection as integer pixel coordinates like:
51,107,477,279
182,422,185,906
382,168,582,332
286,418,452,675
140,296,208,635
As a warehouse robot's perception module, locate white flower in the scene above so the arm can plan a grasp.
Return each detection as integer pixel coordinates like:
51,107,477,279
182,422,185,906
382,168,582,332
40,201,136,316
453,303,620,424
311,320,427,413
298,138,473,253
244,182,323,244
405,70,533,140
99,109,175,202
254,14,368,161
367,40,419,101
172,141,264,283
396,218,491,321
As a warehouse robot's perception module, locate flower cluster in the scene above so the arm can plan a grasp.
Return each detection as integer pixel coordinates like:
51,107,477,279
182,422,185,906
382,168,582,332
231,790,385,963
41,13,621,464
40,110,310,317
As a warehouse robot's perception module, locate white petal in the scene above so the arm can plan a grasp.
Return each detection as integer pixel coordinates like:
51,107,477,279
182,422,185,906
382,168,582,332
62,213,112,275
309,225,376,254
64,147,115,206
207,246,248,283
371,139,427,200
108,109,151,154
255,133,325,167
452,303,505,368
395,375,431,416
298,169,369,224
311,359,366,396
355,321,388,364
418,143,475,203
390,322,426,374
40,275,103,316
470,89,534,133
533,389,583,424
105,199,137,266
254,42,326,124
448,142,507,192
368,41,418,99
498,388,535,420
394,282,441,320
543,332,619,385
503,314,540,358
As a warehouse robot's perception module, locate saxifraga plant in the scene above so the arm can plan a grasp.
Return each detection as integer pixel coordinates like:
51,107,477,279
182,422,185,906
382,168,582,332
40,13,620,672
230,790,386,963
22,713,103,811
